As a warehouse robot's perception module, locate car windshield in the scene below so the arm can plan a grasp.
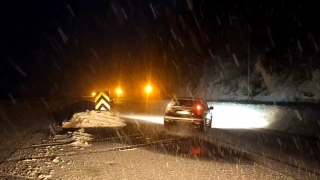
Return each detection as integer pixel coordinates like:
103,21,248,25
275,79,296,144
173,99,199,107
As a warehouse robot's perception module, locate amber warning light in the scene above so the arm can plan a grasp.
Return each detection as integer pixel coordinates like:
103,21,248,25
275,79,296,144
116,88,123,95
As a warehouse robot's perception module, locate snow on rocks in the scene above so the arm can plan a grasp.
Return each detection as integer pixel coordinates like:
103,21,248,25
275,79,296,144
50,128,94,147
298,69,320,98
62,110,126,128
69,129,93,147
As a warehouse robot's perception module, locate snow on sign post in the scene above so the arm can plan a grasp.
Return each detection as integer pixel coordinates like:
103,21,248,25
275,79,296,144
94,90,111,110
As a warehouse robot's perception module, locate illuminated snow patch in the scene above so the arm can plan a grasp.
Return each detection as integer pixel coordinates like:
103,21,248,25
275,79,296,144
208,103,269,129
119,114,164,124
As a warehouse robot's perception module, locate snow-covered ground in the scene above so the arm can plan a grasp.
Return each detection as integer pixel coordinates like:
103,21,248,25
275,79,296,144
0,100,318,179
0,101,49,154
0,126,297,180
1,123,315,180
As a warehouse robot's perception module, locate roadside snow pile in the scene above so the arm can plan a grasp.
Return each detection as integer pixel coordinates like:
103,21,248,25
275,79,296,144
62,110,126,128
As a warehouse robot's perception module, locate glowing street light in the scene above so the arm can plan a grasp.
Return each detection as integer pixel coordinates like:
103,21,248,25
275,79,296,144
116,88,123,96
144,84,152,110
91,92,96,97
145,85,152,94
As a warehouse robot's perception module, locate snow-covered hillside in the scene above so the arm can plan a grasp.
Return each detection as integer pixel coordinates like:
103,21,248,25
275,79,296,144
177,60,320,103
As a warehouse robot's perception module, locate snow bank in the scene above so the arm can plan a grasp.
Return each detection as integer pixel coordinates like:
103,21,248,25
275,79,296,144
62,110,126,128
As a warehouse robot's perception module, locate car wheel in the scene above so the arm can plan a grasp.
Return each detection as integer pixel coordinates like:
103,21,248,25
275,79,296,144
199,120,206,132
200,118,211,132
207,116,212,128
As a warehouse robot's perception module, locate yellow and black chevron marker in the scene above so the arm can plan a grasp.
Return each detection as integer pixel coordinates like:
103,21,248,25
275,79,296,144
94,91,111,110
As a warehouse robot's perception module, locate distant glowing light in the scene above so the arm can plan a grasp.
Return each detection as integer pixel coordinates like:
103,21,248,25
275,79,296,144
91,92,96,97
145,85,152,93
116,88,123,95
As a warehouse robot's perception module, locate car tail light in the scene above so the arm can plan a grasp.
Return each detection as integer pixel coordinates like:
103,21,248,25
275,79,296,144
194,104,202,116
190,146,202,155
194,104,202,110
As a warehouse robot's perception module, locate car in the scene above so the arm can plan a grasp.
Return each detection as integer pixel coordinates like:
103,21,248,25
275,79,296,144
164,97,214,132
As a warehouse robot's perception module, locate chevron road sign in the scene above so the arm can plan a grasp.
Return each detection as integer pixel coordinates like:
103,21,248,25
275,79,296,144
94,91,111,110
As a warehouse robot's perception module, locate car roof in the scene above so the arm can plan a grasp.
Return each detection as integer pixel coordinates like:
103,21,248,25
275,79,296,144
172,97,204,101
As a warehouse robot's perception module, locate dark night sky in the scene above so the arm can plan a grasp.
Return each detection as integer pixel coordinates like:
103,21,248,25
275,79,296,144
1,0,320,99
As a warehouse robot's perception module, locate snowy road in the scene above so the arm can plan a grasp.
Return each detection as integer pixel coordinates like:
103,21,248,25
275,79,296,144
0,119,319,179
0,121,300,180
1,99,320,179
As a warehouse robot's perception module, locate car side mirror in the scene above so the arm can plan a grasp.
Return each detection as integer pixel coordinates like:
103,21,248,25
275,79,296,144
209,106,214,110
